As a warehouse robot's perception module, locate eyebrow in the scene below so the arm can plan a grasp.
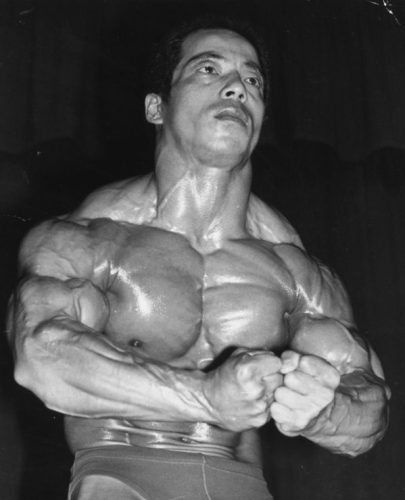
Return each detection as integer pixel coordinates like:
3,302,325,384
181,51,264,78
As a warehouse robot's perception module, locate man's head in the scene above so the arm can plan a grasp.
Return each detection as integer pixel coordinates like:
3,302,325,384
147,16,271,107
145,17,269,168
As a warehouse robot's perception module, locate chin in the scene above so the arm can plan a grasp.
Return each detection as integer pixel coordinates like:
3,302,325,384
193,128,255,166
215,130,251,150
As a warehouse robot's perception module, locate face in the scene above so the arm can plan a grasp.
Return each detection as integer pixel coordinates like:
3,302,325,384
146,29,266,167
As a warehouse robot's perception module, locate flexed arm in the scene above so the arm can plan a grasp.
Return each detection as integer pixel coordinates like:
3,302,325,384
7,219,281,432
270,245,390,456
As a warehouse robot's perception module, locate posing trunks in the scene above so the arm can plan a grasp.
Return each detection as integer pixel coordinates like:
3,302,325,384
67,419,273,500
68,445,273,500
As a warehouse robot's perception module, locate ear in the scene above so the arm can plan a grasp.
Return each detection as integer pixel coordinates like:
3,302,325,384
145,93,164,125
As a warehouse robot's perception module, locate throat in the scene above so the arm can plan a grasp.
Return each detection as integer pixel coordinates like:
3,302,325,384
154,167,251,246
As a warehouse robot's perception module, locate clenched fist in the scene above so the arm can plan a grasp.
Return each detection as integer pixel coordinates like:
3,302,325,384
270,350,341,436
203,348,283,432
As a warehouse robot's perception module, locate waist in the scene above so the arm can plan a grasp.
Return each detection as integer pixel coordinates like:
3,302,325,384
65,417,241,460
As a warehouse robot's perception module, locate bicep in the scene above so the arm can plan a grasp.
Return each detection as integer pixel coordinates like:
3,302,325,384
18,219,98,281
280,246,377,375
10,217,114,334
289,315,374,375
9,275,110,347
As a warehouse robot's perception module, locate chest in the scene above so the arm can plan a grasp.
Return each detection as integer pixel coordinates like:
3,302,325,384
104,226,296,365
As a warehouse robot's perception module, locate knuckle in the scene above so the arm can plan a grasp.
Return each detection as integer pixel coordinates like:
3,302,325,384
273,387,284,402
330,371,341,387
265,373,283,390
253,413,269,428
255,399,268,413
322,389,335,406
284,372,296,385
315,385,333,401
236,362,252,381
296,413,309,429
298,355,314,371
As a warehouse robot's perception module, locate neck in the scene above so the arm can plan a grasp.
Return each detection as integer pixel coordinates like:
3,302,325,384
153,146,252,248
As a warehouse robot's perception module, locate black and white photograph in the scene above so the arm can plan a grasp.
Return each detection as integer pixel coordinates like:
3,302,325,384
0,1,404,499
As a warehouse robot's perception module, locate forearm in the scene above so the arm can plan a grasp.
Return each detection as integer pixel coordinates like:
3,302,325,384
9,275,215,424
300,370,390,456
14,317,212,423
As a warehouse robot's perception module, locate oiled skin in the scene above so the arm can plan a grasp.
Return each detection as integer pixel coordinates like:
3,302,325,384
8,174,389,462
7,29,390,471
10,178,299,459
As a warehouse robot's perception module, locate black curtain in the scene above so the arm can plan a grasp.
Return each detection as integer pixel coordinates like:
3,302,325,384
1,1,404,499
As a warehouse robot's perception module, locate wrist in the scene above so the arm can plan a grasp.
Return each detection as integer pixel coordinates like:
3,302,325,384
199,372,223,425
173,370,217,424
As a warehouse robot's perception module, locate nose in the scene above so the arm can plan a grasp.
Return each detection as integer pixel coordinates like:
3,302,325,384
220,73,246,102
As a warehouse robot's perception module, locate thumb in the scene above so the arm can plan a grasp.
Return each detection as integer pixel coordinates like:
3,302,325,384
280,350,301,374
248,352,282,379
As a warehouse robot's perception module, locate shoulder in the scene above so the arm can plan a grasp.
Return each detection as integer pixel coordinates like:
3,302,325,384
272,241,338,292
18,173,157,282
69,173,157,224
272,242,315,278
246,193,304,248
245,194,347,309
19,217,124,283
273,243,353,323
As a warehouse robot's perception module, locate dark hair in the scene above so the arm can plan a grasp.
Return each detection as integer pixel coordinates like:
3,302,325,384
147,14,271,107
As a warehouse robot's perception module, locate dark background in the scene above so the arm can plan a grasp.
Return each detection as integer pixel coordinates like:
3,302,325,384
1,1,404,498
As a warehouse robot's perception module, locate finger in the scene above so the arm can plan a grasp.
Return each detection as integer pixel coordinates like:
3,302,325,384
298,355,340,389
241,351,282,377
269,401,298,428
261,372,283,390
238,399,272,428
261,373,283,405
249,411,272,429
255,356,282,379
274,421,301,436
271,395,319,433
283,370,321,395
275,383,334,412
274,386,306,408
274,385,313,410
280,350,301,374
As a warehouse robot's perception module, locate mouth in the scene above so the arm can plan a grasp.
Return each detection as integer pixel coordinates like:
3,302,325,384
214,106,250,128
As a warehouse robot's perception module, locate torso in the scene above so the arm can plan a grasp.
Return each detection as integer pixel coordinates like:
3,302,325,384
62,176,302,457
92,221,296,368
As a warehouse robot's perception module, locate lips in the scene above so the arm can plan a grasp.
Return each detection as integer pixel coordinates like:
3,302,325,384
214,105,250,127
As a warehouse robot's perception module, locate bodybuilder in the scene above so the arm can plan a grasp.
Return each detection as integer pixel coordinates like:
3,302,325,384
7,18,390,500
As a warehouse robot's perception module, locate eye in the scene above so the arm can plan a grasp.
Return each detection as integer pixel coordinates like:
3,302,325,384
198,64,218,75
245,75,263,88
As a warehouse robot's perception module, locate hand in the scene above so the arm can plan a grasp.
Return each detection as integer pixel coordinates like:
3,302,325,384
270,350,341,436
203,348,283,432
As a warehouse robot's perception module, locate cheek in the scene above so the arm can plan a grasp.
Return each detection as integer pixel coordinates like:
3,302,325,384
252,103,265,129
169,97,206,131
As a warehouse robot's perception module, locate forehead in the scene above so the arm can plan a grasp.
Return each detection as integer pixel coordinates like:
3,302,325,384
178,29,260,67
